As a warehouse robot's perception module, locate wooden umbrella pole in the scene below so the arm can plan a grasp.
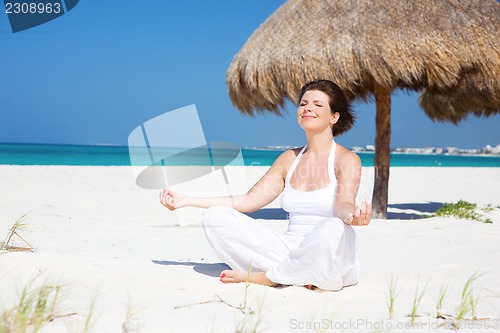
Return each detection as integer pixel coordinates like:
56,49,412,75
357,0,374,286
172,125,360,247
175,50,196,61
372,82,391,219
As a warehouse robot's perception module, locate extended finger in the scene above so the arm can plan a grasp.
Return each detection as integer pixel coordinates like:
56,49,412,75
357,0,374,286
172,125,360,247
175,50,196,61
364,202,372,224
359,201,370,225
360,200,368,223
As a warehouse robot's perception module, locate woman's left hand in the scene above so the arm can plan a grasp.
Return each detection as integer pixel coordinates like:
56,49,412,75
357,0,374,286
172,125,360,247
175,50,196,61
347,200,371,226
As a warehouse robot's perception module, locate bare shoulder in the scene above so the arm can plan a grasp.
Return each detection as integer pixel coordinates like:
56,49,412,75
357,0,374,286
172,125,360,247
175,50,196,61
271,147,302,176
335,144,361,171
275,147,301,164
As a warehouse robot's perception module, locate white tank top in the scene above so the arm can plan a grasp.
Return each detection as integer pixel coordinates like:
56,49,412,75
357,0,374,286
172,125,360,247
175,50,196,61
281,140,337,234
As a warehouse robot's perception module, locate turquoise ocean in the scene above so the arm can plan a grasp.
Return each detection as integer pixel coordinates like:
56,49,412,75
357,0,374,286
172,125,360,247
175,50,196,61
1,143,499,167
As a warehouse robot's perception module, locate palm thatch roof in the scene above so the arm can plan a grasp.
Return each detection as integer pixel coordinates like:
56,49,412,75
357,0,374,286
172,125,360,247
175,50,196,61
226,0,500,123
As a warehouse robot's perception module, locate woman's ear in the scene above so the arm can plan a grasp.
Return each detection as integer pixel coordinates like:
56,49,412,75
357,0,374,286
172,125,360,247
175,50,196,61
330,112,340,125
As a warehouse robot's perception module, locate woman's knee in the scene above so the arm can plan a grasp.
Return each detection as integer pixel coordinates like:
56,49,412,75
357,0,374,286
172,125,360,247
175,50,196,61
201,206,236,228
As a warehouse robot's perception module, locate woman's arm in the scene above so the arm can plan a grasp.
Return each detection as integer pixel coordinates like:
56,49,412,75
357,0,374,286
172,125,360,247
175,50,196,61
160,150,295,213
333,148,371,226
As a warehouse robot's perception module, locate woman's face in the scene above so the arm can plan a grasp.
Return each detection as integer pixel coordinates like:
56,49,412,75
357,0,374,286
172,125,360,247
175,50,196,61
297,90,339,133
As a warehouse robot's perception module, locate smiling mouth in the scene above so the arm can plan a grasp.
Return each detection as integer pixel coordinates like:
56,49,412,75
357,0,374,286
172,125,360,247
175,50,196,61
301,115,316,118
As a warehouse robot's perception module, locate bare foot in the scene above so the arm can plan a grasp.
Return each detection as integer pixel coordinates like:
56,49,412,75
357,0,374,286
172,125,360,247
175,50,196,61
219,269,278,287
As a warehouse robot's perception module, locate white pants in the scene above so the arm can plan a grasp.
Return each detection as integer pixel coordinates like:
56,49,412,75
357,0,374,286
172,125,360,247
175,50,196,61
201,206,360,291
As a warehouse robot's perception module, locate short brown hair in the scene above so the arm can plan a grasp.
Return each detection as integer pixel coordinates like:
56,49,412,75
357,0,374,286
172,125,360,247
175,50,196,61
298,80,355,136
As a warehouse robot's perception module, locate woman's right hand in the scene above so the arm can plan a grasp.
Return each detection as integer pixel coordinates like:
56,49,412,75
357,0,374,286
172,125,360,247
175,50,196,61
159,189,187,211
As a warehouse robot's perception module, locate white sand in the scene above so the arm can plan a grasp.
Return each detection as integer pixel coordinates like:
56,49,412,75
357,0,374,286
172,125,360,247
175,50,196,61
1,165,500,332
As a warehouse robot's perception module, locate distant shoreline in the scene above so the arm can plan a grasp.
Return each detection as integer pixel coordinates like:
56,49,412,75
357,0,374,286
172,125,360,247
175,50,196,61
1,141,499,156
1,142,500,167
360,151,500,157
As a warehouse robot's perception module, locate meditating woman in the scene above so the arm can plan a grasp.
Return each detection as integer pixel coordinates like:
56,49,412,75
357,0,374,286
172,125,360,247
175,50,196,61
160,79,371,291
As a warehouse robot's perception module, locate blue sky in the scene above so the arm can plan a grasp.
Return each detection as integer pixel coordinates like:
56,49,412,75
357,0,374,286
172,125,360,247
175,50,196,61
0,1,498,149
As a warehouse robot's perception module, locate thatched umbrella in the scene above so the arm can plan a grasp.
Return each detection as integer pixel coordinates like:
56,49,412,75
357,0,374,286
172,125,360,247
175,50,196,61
226,0,500,218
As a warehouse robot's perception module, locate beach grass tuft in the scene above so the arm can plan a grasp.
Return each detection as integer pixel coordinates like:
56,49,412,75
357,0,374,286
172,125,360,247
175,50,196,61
242,264,252,315
434,200,495,223
235,295,264,333
381,271,499,330
387,274,402,320
482,204,494,213
409,277,430,326
0,276,73,333
455,272,483,322
81,297,96,333
65,295,98,333
0,213,33,253
435,281,449,319
484,218,493,224
234,262,265,332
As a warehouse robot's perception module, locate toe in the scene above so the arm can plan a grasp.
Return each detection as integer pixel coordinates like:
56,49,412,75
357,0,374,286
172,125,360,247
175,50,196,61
220,270,232,283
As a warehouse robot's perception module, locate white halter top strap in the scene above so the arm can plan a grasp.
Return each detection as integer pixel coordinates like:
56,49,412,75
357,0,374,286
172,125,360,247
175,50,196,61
285,140,337,187
285,146,307,185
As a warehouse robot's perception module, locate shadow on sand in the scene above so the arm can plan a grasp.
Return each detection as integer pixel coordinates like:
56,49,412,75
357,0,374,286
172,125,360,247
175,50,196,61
245,208,288,220
387,202,444,220
152,260,230,277
244,204,445,221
